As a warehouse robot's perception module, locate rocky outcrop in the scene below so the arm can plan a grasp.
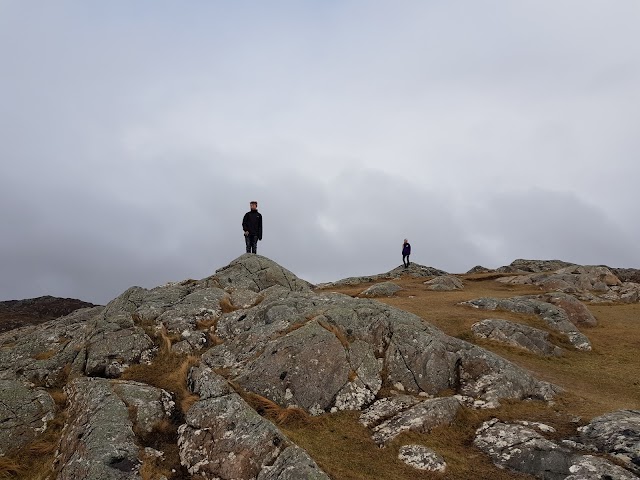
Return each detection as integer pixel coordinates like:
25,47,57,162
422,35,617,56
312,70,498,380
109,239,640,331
467,265,493,274
398,445,447,472
578,410,640,475
205,254,313,293
0,306,103,386
203,288,558,415
3,254,601,478
474,418,639,479
424,275,464,291
462,296,592,351
54,377,174,479
504,259,578,273
0,380,55,455
359,281,402,297
179,367,329,479
471,319,563,356
318,262,448,288
496,264,640,303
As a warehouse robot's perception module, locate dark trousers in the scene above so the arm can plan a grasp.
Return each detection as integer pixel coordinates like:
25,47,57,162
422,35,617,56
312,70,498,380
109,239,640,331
245,234,258,254
403,255,410,267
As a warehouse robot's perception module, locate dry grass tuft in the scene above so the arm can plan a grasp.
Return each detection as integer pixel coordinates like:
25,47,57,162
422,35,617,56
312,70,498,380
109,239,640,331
33,349,57,361
231,384,314,427
195,316,218,331
0,457,24,478
318,320,350,348
48,389,68,408
219,296,238,314
121,353,200,416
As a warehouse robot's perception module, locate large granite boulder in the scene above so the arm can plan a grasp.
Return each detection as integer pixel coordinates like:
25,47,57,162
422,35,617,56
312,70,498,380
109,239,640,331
578,410,640,475
467,265,493,274
359,281,402,297
541,292,598,327
179,367,329,479
471,319,563,356
424,275,464,291
505,259,577,273
475,419,639,479
462,296,592,351
0,380,55,455
54,377,174,480
318,263,448,288
204,254,313,293
203,289,558,414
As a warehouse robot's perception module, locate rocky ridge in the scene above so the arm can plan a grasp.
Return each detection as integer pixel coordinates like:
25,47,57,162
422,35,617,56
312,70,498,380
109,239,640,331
0,295,97,333
0,254,638,479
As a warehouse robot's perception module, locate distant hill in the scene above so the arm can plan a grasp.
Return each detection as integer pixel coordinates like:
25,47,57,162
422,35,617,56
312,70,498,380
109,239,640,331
0,295,98,333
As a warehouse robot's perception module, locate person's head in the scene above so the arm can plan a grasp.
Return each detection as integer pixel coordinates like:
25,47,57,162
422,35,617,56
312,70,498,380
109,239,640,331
404,238,408,243
250,201,258,211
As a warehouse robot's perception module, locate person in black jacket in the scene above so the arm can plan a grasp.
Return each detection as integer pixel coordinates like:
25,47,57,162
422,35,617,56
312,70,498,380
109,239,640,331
242,201,263,254
402,238,411,268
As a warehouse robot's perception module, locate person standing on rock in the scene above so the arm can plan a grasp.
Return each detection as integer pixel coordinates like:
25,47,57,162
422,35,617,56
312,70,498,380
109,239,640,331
402,238,411,268
242,201,262,254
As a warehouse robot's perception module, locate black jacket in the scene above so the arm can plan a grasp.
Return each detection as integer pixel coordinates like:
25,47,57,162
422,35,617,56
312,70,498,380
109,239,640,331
242,210,263,240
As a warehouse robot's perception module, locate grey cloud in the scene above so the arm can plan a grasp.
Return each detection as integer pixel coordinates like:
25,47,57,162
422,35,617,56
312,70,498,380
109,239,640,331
1,2,639,303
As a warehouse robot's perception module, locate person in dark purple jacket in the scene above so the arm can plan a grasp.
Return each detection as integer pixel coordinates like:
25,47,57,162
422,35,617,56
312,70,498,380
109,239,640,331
402,239,411,268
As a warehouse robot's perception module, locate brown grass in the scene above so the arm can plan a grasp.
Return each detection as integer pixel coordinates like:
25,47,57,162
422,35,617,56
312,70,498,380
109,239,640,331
232,383,315,428
0,457,23,478
219,296,238,314
122,353,200,415
33,349,57,360
318,320,350,348
1,406,69,480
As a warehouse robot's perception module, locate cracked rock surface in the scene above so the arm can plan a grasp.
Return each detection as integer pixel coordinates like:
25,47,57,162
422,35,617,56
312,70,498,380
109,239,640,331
398,445,447,472
179,368,329,480
0,379,55,455
55,377,173,480
203,287,558,415
578,410,640,475
474,419,640,480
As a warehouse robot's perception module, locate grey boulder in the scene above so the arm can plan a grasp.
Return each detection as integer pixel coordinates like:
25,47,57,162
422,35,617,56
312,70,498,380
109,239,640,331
398,444,447,472
424,275,464,291
205,254,313,293
463,296,592,350
359,281,402,297
204,290,558,415
578,410,640,474
471,318,563,356
475,419,639,480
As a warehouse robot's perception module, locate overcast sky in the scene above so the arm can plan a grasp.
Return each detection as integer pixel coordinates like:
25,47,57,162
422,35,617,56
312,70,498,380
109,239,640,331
1,1,639,304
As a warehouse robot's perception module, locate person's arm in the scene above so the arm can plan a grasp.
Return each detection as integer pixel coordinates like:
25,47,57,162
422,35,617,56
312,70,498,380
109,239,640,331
242,213,249,235
258,214,263,240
